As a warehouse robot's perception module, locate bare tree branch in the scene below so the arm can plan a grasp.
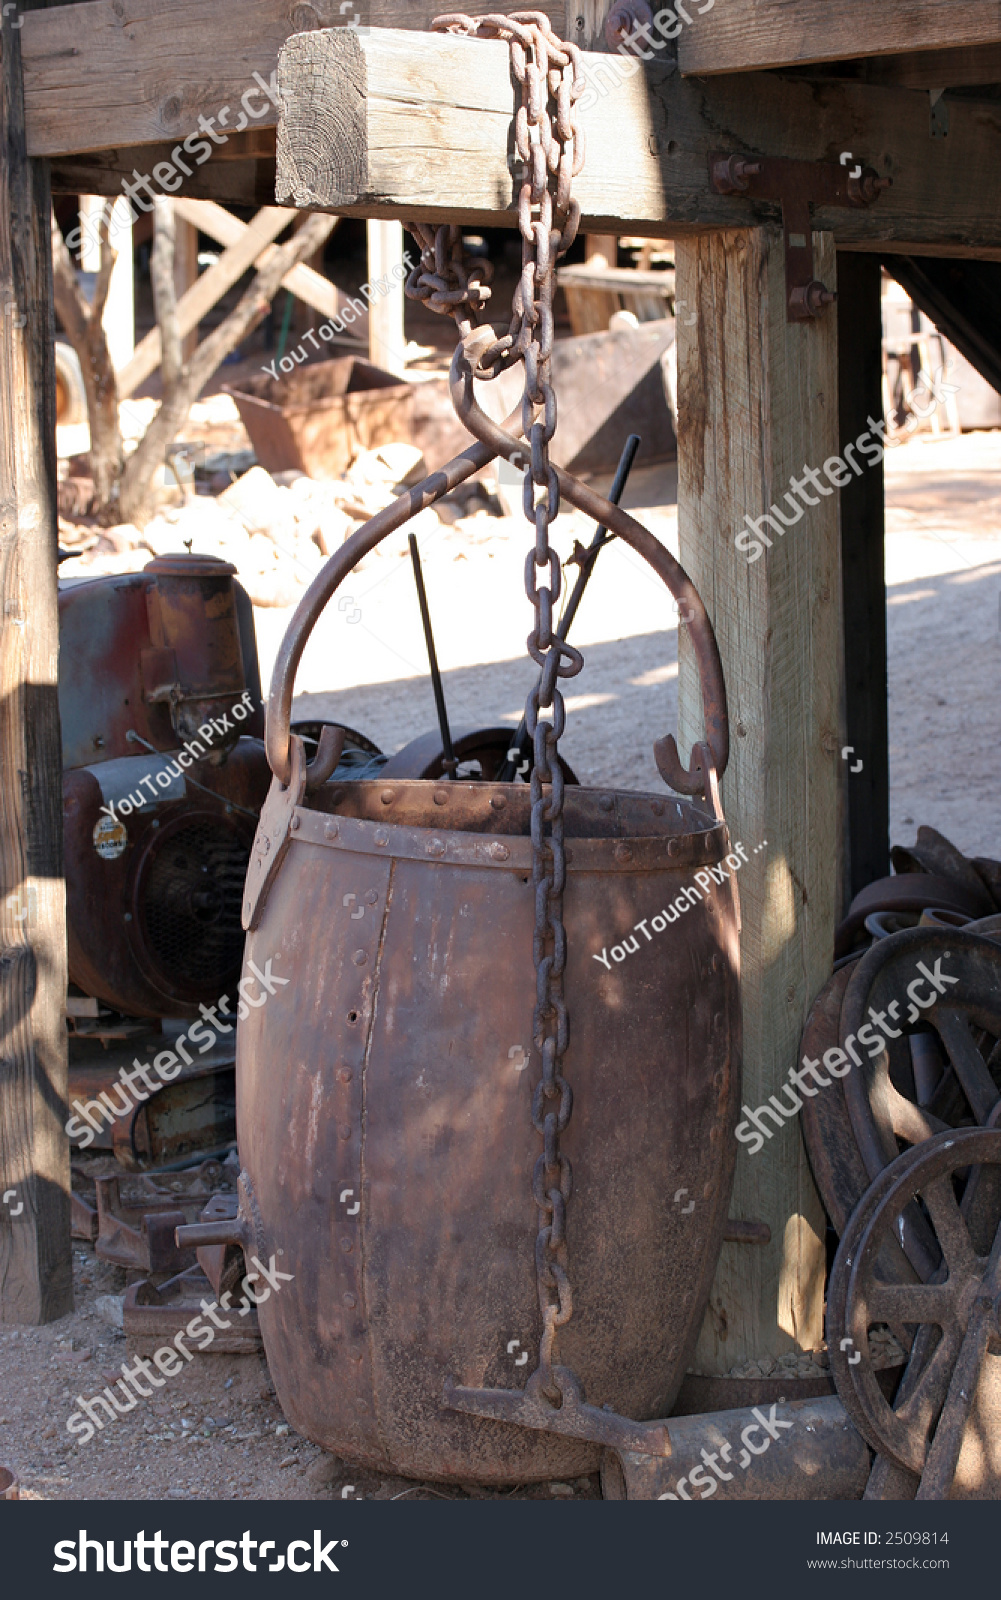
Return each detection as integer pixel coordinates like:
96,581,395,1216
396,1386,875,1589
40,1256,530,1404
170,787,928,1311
151,196,182,394
90,200,117,326
50,204,125,512
118,210,337,528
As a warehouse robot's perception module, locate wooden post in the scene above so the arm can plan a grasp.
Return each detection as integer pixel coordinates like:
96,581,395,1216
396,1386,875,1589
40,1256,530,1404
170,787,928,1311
676,227,836,1373
837,252,889,900
80,193,134,372
0,22,73,1324
366,218,406,376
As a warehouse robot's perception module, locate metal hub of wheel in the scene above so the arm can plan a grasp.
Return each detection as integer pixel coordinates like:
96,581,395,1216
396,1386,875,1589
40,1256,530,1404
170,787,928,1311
828,1127,1001,1496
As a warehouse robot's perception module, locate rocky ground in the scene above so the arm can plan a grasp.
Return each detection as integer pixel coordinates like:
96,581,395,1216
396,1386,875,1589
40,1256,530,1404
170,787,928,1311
0,1246,601,1502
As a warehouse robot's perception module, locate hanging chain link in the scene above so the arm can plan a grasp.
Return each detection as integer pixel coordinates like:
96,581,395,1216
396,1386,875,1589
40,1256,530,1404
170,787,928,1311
405,11,586,1404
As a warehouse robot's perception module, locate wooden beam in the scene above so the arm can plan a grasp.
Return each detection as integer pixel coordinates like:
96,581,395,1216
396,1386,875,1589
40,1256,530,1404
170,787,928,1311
858,43,1001,90
21,0,562,159
677,1,1001,78
116,204,293,399
676,227,835,1371
50,135,278,209
0,25,73,1324
172,198,343,324
882,254,1001,397
837,253,889,900
274,28,1001,256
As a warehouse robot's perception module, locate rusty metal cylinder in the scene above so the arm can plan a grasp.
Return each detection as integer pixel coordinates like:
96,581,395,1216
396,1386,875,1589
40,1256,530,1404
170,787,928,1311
144,555,247,748
236,427,739,1484
602,1396,870,1500
237,777,741,1483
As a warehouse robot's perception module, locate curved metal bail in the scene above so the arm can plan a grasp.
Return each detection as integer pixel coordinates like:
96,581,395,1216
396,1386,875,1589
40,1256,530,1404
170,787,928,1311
449,341,730,794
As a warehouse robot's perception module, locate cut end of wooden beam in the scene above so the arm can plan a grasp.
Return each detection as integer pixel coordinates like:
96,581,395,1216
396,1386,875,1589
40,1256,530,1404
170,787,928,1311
276,29,367,210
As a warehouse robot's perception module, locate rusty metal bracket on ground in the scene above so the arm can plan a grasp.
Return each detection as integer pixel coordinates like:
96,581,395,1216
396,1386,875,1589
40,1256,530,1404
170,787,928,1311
709,152,891,322
444,1366,672,1456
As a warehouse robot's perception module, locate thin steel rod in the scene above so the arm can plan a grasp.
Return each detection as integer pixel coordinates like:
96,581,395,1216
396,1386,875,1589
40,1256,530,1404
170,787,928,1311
408,531,457,777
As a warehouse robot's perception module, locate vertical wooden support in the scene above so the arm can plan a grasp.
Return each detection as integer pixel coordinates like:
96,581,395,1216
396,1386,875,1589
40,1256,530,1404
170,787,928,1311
838,252,889,901
585,234,617,267
366,219,406,376
172,213,198,364
0,24,72,1323
80,193,135,371
676,227,836,1370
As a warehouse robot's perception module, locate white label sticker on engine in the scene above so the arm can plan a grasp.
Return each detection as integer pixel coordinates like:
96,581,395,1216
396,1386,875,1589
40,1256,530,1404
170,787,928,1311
92,814,127,859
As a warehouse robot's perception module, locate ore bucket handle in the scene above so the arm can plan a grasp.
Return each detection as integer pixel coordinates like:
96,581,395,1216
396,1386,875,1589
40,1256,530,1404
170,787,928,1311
265,389,729,801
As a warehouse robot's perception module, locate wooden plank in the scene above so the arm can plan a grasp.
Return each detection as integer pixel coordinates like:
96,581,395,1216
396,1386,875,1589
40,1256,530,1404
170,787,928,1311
51,148,277,210
172,198,342,322
677,0,1001,78
675,227,835,1370
274,28,1001,256
859,42,1001,89
21,0,562,159
837,253,889,901
882,254,1001,397
117,204,292,398
0,25,73,1324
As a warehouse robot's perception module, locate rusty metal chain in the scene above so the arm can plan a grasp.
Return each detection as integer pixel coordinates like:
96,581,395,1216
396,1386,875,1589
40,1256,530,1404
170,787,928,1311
405,11,586,1405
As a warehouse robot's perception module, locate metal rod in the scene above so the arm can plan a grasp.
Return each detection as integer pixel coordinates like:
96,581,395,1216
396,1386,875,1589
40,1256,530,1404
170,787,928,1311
408,531,457,777
500,433,641,782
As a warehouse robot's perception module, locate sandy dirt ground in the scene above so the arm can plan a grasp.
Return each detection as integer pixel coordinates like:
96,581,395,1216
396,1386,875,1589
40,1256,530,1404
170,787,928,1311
3,423,999,1502
0,1248,600,1501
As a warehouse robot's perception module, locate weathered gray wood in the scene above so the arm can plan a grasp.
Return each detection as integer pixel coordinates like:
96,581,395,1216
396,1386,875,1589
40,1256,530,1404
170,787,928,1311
0,23,73,1325
116,204,293,399
676,227,835,1370
274,27,1001,255
21,0,562,159
858,42,1001,88
678,0,1001,78
50,150,277,210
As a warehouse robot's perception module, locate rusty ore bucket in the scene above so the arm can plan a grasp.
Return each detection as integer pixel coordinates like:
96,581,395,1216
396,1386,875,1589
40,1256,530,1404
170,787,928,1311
223,436,740,1484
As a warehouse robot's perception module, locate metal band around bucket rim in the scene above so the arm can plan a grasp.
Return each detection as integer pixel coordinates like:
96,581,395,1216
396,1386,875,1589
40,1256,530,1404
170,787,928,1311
290,803,730,874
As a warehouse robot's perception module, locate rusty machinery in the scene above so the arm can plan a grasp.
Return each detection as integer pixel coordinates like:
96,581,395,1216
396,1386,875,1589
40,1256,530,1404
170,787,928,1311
169,15,1001,1498
58,553,271,1193
176,13,753,1489
798,833,1001,1499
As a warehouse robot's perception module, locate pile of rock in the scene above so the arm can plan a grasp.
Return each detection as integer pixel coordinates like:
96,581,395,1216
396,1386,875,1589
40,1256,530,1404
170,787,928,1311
58,442,512,605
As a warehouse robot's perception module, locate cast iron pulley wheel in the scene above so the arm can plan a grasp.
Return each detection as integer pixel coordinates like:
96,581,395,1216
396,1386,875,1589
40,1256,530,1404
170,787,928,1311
380,724,580,784
291,719,382,759
800,959,870,1237
291,719,383,778
827,1128,1001,1492
841,927,1001,1186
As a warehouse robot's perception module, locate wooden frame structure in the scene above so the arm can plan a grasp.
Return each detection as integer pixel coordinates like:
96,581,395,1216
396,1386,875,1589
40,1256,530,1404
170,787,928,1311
3,0,1001,1399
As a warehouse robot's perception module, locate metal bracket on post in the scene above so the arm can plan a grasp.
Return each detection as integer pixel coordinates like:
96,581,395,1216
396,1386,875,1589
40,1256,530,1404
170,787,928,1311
709,152,892,323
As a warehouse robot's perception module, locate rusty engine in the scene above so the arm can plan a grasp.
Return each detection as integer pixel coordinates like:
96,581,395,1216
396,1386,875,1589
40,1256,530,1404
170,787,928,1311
59,553,270,1020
